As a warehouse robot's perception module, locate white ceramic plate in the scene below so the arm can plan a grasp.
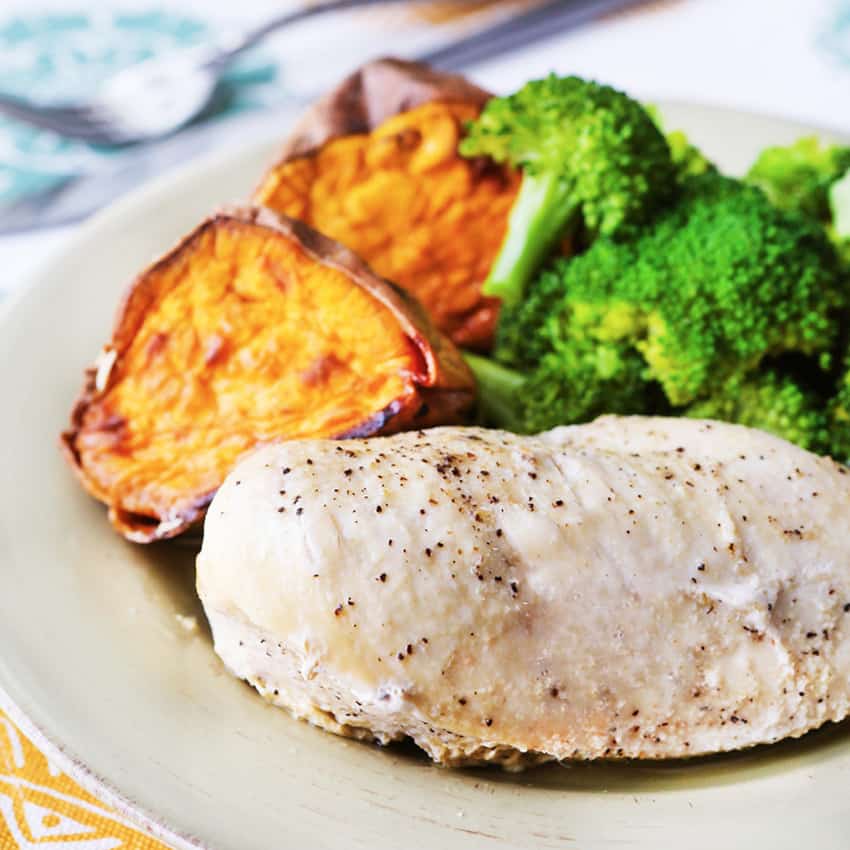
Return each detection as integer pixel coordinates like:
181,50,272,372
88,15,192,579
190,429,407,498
2,103,849,850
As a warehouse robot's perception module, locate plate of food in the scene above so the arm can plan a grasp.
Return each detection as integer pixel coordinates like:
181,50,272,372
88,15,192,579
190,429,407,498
2,58,850,850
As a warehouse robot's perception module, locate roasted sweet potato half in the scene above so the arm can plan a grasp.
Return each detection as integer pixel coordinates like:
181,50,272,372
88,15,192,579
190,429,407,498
254,58,521,350
62,207,475,543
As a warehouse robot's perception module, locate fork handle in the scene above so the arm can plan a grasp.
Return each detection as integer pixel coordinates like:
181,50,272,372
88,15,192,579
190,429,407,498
204,0,418,70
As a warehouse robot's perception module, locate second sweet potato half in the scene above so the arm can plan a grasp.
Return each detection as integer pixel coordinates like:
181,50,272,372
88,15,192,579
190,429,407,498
62,207,475,543
254,59,521,350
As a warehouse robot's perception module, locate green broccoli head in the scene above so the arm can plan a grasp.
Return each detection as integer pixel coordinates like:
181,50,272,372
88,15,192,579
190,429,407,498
483,172,846,439
493,256,573,370
746,136,850,222
460,75,676,307
465,338,661,435
546,173,845,406
489,259,662,431
687,370,831,454
518,334,663,432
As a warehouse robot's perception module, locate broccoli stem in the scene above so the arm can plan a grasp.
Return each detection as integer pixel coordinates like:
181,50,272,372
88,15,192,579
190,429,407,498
463,352,527,432
482,172,577,308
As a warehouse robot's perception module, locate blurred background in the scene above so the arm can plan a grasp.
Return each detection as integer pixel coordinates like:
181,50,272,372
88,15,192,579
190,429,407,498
1,0,849,296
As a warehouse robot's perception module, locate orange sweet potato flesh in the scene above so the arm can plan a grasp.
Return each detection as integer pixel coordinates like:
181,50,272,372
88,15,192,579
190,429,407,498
62,207,475,543
254,59,521,350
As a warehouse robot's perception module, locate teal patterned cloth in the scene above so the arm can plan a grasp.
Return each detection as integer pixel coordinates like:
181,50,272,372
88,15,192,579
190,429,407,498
820,1,850,63
0,11,280,206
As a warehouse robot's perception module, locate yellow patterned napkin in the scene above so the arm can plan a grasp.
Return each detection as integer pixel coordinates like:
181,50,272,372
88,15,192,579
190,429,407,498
0,706,169,849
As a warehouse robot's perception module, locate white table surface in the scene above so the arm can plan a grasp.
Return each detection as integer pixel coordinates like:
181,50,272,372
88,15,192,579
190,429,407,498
2,0,849,296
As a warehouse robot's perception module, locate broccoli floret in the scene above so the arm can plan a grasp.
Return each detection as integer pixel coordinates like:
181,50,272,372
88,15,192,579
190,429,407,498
493,255,570,369
502,173,844,403
524,336,664,428
465,338,664,434
477,171,846,440
747,137,850,266
645,104,715,181
665,129,715,180
746,136,850,222
554,174,843,405
687,370,831,454
460,74,676,307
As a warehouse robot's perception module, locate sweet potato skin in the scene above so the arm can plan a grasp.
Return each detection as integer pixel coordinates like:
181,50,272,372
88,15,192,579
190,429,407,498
62,206,474,543
254,58,520,350
278,57,491,159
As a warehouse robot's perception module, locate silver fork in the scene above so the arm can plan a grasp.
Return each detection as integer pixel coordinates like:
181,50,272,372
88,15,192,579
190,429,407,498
0,0,421,146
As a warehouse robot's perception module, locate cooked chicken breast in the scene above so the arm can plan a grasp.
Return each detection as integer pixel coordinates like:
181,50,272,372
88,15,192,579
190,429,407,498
196,417,850,768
